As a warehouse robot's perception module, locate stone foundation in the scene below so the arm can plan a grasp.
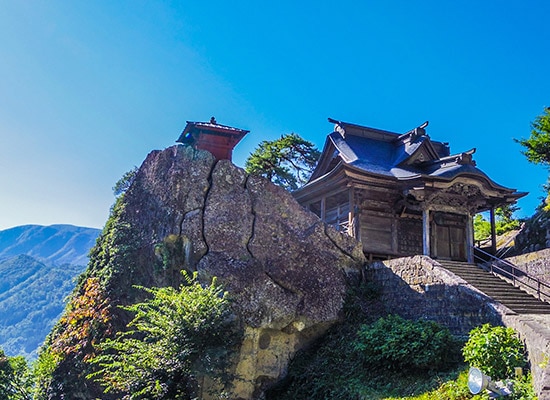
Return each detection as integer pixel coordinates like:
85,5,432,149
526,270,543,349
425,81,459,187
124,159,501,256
506,248,550,284
367,255,550,399
367,255,504,336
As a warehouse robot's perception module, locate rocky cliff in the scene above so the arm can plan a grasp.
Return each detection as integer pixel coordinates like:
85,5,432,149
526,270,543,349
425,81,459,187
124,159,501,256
41,145,364,399
513,206,550,255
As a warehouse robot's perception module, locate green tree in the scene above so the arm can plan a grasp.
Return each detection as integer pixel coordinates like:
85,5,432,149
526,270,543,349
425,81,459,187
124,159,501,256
516,107,550,211
88,272,240,400
473,214,492,242
112,166,138,197
0,348,33,400
473,205,521,242
516,107,550,166
245,133,320,191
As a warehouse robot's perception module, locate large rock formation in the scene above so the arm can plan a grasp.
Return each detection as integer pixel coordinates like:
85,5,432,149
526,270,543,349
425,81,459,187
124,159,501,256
513,207,550,255
44,145,364,399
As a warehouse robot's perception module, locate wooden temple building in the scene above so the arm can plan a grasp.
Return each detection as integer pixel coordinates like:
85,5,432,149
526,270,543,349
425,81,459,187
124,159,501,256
176,117,249,161
293,119,526,262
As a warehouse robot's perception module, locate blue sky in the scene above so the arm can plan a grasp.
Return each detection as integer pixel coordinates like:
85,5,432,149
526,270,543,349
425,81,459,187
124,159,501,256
0,1,549,230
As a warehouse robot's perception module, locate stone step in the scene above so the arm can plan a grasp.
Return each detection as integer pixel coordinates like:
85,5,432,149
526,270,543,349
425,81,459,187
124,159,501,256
438,261,550,315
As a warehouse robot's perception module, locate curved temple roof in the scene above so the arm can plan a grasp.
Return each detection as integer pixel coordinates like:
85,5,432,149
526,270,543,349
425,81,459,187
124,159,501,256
296,119,526,211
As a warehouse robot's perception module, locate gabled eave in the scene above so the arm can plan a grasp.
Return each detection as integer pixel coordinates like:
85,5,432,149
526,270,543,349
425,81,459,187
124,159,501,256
308,136,339,181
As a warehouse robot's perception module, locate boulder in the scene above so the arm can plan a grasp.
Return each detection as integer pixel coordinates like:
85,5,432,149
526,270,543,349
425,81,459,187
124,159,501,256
46,145,365,399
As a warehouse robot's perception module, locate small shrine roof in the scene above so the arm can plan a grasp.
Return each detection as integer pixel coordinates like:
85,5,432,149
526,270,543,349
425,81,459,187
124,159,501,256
176,117,249,143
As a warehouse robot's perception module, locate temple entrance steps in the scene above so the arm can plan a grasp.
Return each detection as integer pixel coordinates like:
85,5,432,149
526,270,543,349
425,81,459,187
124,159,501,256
438,260,550,315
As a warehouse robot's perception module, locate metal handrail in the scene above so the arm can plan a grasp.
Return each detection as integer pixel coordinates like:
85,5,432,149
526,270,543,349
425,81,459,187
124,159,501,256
473,246,550,303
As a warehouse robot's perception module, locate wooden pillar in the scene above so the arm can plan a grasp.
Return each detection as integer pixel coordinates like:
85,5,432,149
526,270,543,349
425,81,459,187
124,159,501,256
466,214,474,263
320,197,326,223
422,208,431,256
490,206,497,255
348,189,355,237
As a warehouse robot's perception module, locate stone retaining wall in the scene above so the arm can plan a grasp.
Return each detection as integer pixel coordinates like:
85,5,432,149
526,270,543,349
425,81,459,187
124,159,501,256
502,314,550,399
506,248,550,284
367,255,505,337
367,255,550,398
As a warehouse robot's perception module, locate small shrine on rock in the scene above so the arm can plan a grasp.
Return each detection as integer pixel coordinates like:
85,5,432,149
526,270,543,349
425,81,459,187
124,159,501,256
176,117,249,161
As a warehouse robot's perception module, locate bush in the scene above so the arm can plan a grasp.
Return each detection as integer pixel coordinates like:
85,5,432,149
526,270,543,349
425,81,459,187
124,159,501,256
353,315,459,372
268,314,463,399
87,272,241,399
0,348,33,400
462,324,526,380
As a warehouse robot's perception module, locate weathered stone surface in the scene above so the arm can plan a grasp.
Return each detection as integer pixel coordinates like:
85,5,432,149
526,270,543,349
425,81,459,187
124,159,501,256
506,248,550,285
368,255,550,399
513,208,550,255
60,145,365,399
368,256,504,336
502,314,550,399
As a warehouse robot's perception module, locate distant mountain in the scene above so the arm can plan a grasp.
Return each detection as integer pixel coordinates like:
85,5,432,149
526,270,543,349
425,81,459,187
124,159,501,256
0,225,101,359
0,224,100,266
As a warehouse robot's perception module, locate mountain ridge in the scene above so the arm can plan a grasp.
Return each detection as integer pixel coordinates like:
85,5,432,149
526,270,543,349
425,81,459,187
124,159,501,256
0,224,101,359
0,224,101,266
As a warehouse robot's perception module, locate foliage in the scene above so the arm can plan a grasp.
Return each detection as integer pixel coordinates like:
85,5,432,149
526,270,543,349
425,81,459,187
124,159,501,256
353,314,459,372
516,106,550,211
387,369,536,400
245,133,320,191
269,316,537,399
0,347,33,400
473,214,492,242
383,369,473,400
87,271,240,400
509,373,538,400
516,107,550,166
462,324,526,380
32,350,58,400
49,277,112,360
112,166,138,197
473,205,521,242
0,224,99,359
32,276,114,399
267,312,462,399
0,256,87,360
34,183,149,398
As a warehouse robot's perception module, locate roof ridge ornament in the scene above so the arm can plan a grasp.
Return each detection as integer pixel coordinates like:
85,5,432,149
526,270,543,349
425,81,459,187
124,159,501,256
328,117,347,138
457,149,477,166
396,121,429,144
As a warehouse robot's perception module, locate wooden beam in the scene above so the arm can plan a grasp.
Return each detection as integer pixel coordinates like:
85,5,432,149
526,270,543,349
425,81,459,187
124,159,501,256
423,209,431,256
466,214,474,263
490,206,497,255
348,189,355,238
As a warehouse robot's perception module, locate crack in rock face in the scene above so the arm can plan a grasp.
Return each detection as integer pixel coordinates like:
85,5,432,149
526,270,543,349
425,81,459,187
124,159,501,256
57,145,366,399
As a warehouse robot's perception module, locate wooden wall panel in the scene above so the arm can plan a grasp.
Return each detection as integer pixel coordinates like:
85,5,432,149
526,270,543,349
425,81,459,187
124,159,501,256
361,214,394,253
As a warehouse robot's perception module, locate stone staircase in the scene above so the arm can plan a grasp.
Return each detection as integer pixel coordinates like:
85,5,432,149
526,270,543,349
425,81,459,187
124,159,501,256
438,260,550,314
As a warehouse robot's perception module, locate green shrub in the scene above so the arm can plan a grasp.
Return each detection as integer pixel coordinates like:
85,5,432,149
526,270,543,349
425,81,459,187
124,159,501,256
87,271,241,399
353,315,459,372
509,373,538,400
0,348,33,400
387,368,537,400
462,324,526,380
267,315,463,399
